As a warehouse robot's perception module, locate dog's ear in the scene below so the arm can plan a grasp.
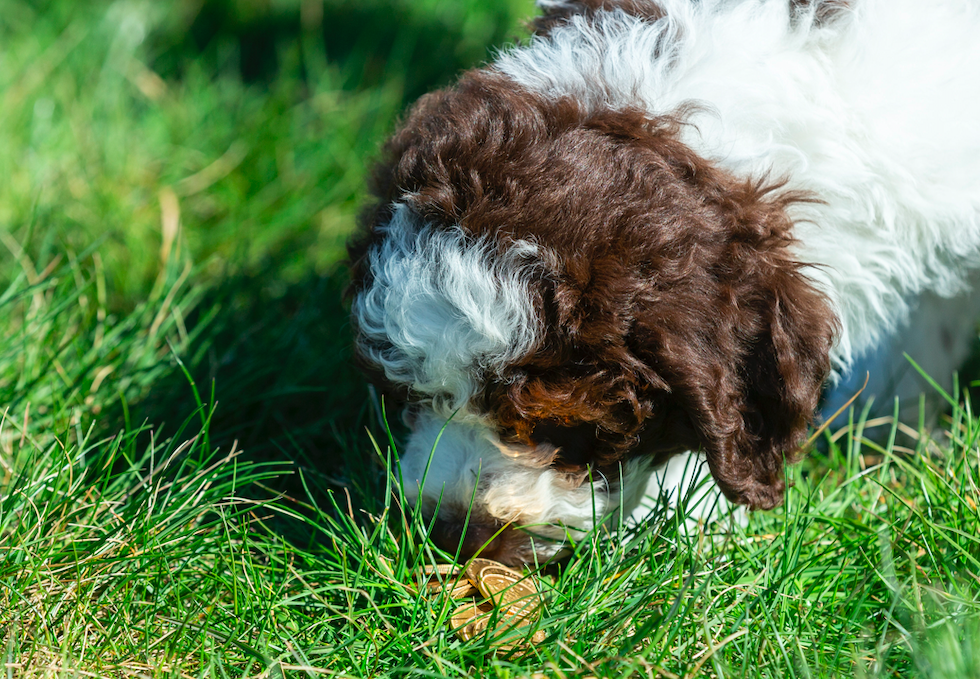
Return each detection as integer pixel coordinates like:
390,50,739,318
633,194,836,510
703,263,833,510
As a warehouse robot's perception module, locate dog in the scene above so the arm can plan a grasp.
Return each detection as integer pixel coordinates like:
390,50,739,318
346,0,980,565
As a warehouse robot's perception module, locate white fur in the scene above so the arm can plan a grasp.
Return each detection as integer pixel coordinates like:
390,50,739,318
497,0,980,375
351,203,543,415
399,410,661,559
399,410,740,558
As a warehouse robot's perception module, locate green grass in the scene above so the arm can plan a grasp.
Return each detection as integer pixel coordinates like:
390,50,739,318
2,1,980,676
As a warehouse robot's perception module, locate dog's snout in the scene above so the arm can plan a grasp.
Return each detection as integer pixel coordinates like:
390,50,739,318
431,516,502,561
429,514,537,565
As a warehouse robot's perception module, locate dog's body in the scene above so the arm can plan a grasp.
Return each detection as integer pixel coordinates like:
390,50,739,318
348,0,980,565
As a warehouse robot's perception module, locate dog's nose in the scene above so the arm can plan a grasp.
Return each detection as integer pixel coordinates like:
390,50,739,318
430,516,506,562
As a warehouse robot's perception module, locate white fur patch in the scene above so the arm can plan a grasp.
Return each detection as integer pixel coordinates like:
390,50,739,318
351,204,543,415
498,0,980,376
398,410,671,559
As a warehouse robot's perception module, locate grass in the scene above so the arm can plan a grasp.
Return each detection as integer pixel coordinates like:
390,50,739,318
1,0,979,676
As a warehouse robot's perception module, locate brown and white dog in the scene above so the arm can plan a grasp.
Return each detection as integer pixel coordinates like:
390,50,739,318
346,0,980,565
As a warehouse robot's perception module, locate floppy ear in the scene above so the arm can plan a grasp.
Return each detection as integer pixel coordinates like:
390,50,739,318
705,263,834,509
634,215,836,510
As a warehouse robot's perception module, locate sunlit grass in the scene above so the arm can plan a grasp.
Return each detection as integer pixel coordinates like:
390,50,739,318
4,355,980,677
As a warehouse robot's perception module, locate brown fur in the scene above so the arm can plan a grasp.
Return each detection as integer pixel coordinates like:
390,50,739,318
348,69,837,511
790,0,852,24
530,0,850,36
532,0,666,35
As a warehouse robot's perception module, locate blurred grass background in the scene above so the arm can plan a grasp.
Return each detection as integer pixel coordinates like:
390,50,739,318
2,1,980,677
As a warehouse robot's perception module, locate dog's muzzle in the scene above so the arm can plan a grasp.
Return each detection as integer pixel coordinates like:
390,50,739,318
429,513,538,567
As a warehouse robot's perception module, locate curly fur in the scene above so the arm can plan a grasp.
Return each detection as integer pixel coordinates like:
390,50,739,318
347,0,980,564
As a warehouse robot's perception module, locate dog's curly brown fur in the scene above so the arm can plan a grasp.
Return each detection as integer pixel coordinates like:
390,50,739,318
348,71,837,510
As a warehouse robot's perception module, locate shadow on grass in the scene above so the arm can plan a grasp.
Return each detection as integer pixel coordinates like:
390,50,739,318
74,0,538,549
107,0,535,494
97,261,395,525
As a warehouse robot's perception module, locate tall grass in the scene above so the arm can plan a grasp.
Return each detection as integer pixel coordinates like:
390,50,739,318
1,1,979,677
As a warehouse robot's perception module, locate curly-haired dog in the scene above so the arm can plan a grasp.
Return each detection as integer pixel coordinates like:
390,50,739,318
347,0,980,565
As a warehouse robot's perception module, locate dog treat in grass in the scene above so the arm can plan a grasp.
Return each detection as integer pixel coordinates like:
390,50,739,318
413,564,479,598
450,600,545,651
466,559,541,615
438,558,545,652
449,600,495,642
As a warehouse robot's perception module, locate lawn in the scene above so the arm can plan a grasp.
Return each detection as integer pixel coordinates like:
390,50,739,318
1,1,979,677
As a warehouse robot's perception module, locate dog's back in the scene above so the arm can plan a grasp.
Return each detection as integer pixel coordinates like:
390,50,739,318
503,0,980,391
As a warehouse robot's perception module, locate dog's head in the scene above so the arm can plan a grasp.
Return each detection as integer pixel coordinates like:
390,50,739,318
347,70,836,565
